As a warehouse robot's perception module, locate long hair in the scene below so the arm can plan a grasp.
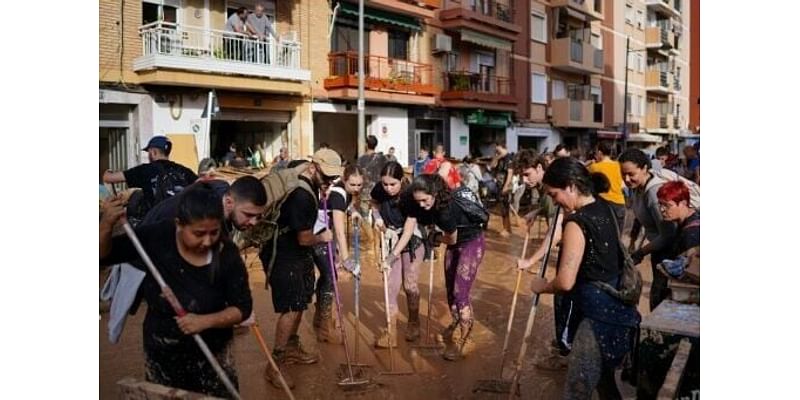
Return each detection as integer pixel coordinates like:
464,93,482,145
176,183,225,225
543,157,610,197
408,174,452,214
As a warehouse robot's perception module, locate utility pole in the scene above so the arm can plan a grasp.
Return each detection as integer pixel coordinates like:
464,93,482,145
622,36,630,151
357,0,366,156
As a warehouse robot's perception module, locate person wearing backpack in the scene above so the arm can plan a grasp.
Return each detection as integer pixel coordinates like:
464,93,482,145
619,148,678,311
526,157,641,400
408,173,487,361
258,148,342,389
103,136,198,226
370,161,426,347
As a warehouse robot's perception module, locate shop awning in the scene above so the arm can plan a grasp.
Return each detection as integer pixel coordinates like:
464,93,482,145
465,110,512,127
339,2,421,31
626,133,663,143
597,130,623,139
459,29,513,51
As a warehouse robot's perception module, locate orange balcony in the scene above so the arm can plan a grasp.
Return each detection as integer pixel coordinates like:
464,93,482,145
324,52,436,104
439,0,520,41
645,111,674,131
439,71,516,111
368,0,438,19
551,0,603,21
646,68,674,95
646,26,674,50
551,36,603,75
551,98,603,129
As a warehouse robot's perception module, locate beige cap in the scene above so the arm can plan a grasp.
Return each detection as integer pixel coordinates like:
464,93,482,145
311,148,343,177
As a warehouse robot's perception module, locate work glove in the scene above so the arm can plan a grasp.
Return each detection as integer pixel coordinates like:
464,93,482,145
380,253,398,272
340,257,358,274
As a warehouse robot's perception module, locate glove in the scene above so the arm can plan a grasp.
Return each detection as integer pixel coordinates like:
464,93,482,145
380,253,398,272
341,257,358,274
630,250,644,266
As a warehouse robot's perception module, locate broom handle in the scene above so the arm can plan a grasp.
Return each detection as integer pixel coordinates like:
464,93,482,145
322,194,356,381
499,230,531,373
354,222,361,363
251,323,296,400
379,231,395,371
506,207,561,400
425,245,435,344
122,223,242,400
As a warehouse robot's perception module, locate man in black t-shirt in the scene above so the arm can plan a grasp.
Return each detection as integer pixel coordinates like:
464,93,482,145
103,136,198,224
356,135,387,214
260,148,343,389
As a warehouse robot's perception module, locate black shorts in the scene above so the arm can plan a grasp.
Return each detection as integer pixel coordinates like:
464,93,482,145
269,256,315,313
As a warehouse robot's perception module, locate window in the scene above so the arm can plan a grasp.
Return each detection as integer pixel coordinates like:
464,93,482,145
636,9,644,29
637,54,645,73
591,32,603,50
626,94,632,113
388,31,410,60
627,52,635,70
143,0,179,24
638,95,645,116
625,4,633,25
532,73,547,104
552,80,566,100
445,52,459,72
591,85,602,104
531,12,547,43
332,24,370,53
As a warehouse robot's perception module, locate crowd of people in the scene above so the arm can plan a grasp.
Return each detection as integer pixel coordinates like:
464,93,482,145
100,134,699,399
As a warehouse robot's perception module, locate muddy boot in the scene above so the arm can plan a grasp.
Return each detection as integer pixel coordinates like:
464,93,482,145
284,335,319,365
313,294,336,343
405,295,421,342
443,306,474,361
375,317,398,348
264,350,296,389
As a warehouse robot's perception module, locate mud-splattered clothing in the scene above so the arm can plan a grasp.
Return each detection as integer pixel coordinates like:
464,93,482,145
100,221,252,397
558,200,640,399
443,233,485,311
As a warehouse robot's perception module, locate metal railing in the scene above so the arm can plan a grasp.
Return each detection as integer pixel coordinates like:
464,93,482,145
673,116,680,128
327,52,433,92
659,71,669,87
442,71,512,95
659,115,669,128
138,21,302,69
570,39,583,63
467,0,514,23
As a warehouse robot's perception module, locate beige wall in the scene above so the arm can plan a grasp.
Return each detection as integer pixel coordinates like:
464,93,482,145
99,0,143,84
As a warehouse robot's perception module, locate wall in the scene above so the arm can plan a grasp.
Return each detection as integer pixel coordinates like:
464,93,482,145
507,126,560,154
689,0,699,133
99,0,143,84
449,113,470,159
99,88,154,167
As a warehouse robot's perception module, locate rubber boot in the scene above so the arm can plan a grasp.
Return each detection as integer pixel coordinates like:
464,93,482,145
264,349,296,389
313,293,336,343
405,294,421,342
284,334,319,365
375,316,398,348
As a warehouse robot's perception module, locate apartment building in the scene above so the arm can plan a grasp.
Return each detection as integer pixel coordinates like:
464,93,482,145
99,0,315,177
689,0,698,135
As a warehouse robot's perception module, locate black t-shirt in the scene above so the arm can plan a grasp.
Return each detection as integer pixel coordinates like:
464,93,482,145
141,180,231,231
99,221,252,354
407,199,480,245
563,199,622,284
124,160,199,209
672,210,700,257
493,153,514,186
370,183,409,230
269,176,318,261
315,183,350,233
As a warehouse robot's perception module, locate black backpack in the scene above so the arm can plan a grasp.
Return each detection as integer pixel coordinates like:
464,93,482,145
452,186,489,229
153,162,191,205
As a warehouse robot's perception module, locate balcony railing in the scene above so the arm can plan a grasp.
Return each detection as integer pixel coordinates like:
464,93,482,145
570,99,582,121
442,71,512,95
659,115,669,128
552,98,602,127
673,116,680,128
135,21,307,80
325,52,435,95
570,39,583,63
466,0,514,23
552,36,602,74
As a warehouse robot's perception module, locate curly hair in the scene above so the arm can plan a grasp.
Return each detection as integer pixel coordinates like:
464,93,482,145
513,149,548,174
408,174,452,214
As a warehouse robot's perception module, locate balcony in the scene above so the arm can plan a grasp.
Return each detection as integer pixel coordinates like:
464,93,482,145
645,26,674,50
133,22,310,83
439,0,520,41
550,0,603,21
645,0,680,18
552,98,603,129
646,68,674,95
324,52,435,104
440,71,516,111
367,0,439,20
645,111,674,132
551,36,603,75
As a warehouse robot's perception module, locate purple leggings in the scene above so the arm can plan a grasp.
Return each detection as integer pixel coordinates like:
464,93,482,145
386,244,424,316
443,233,485,313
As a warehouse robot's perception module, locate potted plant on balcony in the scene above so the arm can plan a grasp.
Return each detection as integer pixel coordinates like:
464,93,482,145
452,73,470,91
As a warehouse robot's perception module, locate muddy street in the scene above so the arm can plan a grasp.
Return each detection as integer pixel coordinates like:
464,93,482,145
100,213,650,399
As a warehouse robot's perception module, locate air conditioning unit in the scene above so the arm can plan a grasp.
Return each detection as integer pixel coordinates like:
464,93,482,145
433,34,452,53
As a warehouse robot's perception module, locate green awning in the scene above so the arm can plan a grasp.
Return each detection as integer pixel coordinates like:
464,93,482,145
459,29,512,51
338,2,421,31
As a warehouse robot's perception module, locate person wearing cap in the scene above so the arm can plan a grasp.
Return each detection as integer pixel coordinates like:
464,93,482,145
103,136,198,224
259,148,343,389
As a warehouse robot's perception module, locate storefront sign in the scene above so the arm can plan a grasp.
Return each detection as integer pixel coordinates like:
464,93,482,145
465,111,511,128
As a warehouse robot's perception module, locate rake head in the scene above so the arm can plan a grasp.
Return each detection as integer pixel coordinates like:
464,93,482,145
472,379,520,396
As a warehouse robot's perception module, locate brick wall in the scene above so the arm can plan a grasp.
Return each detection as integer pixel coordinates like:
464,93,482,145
99,0,143,84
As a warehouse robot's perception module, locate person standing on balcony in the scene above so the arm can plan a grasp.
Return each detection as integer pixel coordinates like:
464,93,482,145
224,7,250,61
247,3,279,64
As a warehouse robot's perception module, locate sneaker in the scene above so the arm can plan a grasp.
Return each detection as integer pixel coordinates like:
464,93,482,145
535,352,569,371
442,339,463,361
264,361,295,389
284,336,319,365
